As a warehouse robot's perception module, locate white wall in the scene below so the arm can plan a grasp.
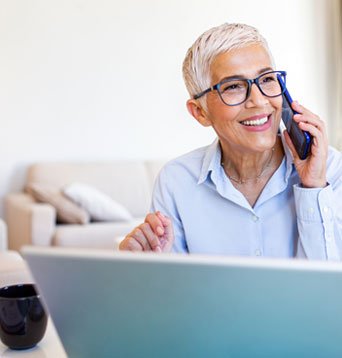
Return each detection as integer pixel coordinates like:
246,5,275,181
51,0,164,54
0,0,334,216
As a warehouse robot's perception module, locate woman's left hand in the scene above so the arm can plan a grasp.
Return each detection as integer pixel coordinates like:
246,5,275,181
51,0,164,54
283,101,328,188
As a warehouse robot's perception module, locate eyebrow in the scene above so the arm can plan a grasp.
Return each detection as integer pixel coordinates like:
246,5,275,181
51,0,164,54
217,67,274,83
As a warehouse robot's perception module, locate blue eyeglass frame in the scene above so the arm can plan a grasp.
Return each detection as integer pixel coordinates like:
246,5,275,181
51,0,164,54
193,70,287,106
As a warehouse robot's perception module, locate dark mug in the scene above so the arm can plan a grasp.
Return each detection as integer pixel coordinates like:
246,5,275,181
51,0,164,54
0,284,48,350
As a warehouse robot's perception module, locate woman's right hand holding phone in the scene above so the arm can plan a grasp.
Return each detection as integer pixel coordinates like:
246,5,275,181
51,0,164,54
119,212,174,252
284,101,328,188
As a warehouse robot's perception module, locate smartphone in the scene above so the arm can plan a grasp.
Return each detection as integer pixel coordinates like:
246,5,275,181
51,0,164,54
277,75,312,160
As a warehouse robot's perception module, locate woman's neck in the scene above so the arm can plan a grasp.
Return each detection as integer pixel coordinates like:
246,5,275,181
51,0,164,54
220,137,284,184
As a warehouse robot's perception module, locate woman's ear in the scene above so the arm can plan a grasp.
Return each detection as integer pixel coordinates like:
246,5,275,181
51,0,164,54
186,99,212,127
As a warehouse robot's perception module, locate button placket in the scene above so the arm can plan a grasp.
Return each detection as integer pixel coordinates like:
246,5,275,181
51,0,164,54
252,213,262,257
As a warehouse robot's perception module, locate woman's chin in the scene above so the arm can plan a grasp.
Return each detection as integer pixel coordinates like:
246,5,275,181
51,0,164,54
248,141,278,154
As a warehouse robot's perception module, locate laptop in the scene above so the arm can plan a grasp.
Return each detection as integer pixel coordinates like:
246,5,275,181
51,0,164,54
22,246,342,358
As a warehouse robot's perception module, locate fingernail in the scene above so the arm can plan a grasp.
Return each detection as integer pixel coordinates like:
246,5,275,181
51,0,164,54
155,246,162,253
156,226,164,235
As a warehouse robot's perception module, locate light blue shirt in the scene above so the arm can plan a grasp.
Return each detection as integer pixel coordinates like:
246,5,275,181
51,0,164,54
151,136,342,260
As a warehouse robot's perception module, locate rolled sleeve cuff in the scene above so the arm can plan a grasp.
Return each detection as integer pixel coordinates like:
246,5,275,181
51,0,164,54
294,183,339,260
294,184,334,222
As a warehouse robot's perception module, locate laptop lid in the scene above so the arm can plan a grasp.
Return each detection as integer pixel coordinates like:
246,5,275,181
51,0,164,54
22,246,342,358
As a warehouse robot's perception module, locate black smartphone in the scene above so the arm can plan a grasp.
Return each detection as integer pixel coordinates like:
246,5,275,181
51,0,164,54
277,75,312,160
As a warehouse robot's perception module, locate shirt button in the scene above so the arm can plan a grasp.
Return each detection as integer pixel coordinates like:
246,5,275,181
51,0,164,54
255,249,262,256
323,206,329,213
326,234,332,242
308,207,314,214
252,215,259,222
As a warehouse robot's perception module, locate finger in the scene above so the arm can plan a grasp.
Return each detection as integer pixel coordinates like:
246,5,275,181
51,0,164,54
291,103,328,147
119,236,144,252
291,101,303,114
130,228,153,251
292,101,318,117
293,115,325,134
156,212,174,247
145,213,165,236
292,101,314,116
156,211,172,229
297,122,327,156
292,103,325,130
155,211,165,224
139,223,162,252
297,121,323,141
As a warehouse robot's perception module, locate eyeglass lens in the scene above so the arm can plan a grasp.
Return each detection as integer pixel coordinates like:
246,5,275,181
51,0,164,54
218,72,283,106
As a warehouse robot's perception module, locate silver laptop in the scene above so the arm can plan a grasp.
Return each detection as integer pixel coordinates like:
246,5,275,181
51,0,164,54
22,246,342,358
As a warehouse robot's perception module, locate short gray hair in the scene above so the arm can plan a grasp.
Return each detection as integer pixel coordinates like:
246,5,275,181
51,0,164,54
182,23,274,104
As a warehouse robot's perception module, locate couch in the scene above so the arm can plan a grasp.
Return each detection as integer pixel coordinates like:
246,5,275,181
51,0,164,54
5,160,165,251
0,218,7,251
0,218,33,287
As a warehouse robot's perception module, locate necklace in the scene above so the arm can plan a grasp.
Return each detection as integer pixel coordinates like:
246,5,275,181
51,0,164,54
221,147,275,185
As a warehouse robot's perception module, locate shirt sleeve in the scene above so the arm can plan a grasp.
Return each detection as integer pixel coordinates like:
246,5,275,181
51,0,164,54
294,183,342,260
149,167,188,253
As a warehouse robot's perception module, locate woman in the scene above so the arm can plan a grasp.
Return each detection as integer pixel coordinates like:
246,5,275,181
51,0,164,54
120,23,342,260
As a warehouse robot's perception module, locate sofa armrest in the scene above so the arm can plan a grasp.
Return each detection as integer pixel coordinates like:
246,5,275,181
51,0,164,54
5,193,57,250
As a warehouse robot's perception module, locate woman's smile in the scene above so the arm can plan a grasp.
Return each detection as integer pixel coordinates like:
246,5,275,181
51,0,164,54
239,113,273,132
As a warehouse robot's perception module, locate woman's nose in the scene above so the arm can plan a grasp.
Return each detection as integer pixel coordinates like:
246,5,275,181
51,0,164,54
245,83,269,107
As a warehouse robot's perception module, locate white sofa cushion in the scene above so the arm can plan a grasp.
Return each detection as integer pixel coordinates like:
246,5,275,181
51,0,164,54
64,183,133,222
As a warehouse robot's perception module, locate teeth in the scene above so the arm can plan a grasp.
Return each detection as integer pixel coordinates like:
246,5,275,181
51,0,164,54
241,117,268,126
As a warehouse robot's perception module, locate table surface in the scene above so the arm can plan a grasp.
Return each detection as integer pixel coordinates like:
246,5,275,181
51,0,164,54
0,319,67,357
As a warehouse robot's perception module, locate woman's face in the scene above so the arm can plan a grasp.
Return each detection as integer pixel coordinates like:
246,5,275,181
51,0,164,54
203,44,282,154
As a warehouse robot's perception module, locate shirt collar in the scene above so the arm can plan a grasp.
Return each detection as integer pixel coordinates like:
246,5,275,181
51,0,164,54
198,132,295,185
198,138,221,185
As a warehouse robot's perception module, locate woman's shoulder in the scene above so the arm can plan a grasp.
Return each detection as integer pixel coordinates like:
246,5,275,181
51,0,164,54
161,144,212,173
155,143,215,188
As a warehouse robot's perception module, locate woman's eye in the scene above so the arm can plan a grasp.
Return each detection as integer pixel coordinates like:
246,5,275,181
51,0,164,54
222,83,243,92
262,76,276,83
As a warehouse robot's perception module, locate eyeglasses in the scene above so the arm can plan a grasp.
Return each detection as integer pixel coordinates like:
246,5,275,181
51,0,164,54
193,70,287,106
